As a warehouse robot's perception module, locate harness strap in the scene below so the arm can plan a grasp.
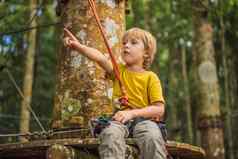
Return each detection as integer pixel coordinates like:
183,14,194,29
87,0,128,106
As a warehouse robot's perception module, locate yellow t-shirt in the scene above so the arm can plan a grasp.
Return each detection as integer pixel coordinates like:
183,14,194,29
112,64,165,110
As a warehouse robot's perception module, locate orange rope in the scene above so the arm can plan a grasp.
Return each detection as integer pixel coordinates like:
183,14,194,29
87,0,128,106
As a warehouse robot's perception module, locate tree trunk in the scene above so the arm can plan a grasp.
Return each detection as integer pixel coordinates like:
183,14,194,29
219,9,234,159
143,0,151,31
131,0,144,28
191,1,225,159
230,47,238,159
230,48,238,159
167,44,180,140
19,0,37,142
52,0,126,132
225,5,238,158
180,45,193,144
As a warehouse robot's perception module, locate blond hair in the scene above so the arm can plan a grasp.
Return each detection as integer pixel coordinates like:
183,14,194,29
122,27,157,70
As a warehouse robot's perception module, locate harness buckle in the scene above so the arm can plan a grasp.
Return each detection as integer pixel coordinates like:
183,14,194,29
118,96,129,106
89,116,111,137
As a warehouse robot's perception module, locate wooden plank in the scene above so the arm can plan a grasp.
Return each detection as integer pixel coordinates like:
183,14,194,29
0,138,205,159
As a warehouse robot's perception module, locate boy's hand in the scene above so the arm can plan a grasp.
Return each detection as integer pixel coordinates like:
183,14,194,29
63,28,81,49
112,110,135,124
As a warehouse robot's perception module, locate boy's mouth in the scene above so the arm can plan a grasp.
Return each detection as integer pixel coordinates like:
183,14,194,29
124,50,130,54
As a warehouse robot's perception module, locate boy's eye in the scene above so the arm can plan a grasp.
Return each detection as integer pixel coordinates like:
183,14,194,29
131,40,138,44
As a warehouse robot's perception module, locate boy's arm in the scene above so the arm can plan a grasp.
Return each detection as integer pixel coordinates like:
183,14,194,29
74,44,113,74
131,102,165,119
113,102,165,123
64,28,113,75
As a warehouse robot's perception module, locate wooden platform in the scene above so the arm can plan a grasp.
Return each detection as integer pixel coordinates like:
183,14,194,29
0,138,205,159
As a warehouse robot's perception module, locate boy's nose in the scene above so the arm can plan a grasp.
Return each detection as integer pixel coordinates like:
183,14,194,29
124,43,130,48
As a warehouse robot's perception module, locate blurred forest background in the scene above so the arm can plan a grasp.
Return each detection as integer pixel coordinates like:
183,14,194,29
0,0,238,159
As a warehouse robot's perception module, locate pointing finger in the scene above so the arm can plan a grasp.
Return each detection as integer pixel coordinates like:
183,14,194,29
64,28,78,41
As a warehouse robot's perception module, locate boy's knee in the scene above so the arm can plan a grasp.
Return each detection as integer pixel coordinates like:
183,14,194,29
100,127,123,140
133,120,164,144
100,122,127,140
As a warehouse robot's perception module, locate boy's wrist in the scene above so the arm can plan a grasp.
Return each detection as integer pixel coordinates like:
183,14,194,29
130,109,139,118
74,42,84,50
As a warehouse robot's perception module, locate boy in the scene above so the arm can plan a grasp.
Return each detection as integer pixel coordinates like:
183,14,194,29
64,27,167,159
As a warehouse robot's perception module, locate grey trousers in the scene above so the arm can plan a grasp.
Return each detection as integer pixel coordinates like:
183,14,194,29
98,120,167,159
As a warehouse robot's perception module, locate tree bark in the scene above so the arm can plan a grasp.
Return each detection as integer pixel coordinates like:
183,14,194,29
46,144,98,159
180,45,193,144
131,0,144,28
191,1,225,159
143,0,151,31
19,0,37,142
224,5,238,158
219,8,234,159
52,0,126,132
167,44,180,140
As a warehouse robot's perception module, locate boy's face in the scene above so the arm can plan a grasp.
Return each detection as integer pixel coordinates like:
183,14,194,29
122,36,146,67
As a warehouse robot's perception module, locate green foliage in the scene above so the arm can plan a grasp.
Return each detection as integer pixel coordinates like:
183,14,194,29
0,1,58,136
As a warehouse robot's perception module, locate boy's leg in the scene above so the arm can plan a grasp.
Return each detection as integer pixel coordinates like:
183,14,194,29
133,120,167,159
98,121,129,159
